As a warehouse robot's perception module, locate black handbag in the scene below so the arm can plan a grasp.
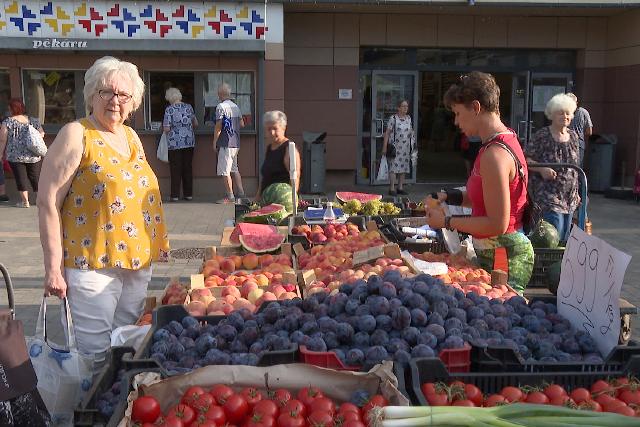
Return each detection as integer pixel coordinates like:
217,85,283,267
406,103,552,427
386,116,397,158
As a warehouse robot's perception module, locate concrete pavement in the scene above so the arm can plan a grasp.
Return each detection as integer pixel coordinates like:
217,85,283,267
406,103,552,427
1,189,639,345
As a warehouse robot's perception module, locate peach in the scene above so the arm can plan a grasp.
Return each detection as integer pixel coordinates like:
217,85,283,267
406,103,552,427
201,259,220,277
207,299,228,313
242,253,259,270
255,274,269,287
220,258,236,273
230,255,243,270
269,284,286,298
186,301,207,317
190,288,212,302
223,294,237,304
278,291,297,300
259,254,274,267
241,280,259,298
247,288,264,304
222,286,241,299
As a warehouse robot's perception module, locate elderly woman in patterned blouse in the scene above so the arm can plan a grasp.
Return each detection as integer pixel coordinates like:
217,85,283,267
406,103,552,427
525,93,580,242
37,56,170,366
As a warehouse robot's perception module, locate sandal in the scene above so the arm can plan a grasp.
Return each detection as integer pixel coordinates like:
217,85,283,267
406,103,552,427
15,201,30,208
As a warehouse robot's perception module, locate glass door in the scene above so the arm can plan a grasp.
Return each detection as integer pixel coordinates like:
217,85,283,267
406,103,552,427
511,71,530,145
370,71,419,185
528,72,573,144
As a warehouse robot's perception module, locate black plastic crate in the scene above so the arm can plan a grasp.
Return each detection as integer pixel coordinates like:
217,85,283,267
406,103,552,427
74,346,159,426
299,195,329,207
234,203,253,222
133,305,298,372
470,342,640,374
409,355,640,406
529,248,564,288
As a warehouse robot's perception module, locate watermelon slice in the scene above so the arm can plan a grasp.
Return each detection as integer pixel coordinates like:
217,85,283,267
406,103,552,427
242,203,288,224
336,192,382,203
239,233,286,253
229,223,279,245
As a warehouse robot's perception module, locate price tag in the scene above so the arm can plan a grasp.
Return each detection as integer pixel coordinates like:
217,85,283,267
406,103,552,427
557,227,632,357
188,274,205,290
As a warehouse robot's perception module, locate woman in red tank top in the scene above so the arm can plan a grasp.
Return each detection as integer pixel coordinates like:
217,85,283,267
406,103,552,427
425,72,534,293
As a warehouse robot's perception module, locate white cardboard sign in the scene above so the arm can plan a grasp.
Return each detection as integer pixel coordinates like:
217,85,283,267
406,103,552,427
557,227,631,357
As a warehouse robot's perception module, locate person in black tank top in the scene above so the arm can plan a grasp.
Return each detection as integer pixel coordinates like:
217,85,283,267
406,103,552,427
255,111,301,200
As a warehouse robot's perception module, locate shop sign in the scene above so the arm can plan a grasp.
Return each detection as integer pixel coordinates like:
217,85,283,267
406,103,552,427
32,39,88,49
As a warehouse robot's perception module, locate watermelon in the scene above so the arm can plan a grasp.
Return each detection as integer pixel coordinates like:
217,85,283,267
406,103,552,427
546,261,562,295
335,192,382,203
529,220,560,248
239,233,285,253
262,182,295,213
242,203,288,224
229,223,278,245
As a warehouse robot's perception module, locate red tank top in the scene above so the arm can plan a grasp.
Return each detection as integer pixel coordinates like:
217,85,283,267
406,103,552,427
466,131,528,238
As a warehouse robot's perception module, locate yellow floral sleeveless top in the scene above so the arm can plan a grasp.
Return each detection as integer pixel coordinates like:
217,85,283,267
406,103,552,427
61,118,170,270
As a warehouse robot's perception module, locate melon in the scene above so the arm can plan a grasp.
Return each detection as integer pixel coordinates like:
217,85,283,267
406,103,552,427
230,223,279,245
263,182,295,213
335,192,382,203
239,233,285,254
242,203,288,224
529,220,560,248
546,261,562,295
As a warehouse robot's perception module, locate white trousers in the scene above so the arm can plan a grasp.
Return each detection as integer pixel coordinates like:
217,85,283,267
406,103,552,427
64,267,152,359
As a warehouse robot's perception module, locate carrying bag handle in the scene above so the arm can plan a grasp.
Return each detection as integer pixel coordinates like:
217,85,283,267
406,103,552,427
0,263,15,319
35,297,78,352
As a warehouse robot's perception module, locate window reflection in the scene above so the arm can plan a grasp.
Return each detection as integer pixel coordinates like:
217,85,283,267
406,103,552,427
23,70,78,125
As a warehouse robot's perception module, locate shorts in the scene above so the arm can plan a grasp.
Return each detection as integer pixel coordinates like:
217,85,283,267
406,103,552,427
217,147,239,176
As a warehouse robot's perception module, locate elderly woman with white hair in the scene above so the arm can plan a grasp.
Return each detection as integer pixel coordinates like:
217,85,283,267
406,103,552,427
525,93,580,241
163,87,197,201
37,56,170,363
255,110,301,207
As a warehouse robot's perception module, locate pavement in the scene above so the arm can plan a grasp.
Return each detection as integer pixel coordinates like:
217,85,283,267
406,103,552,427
1,187,639,345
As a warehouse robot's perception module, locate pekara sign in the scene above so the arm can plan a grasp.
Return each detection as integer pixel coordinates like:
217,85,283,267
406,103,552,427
32,39,88,49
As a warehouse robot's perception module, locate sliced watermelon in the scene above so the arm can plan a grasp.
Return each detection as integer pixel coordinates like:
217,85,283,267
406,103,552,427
229,223,279,245
335,192,383,203
242,203,288,224
239,233,285,253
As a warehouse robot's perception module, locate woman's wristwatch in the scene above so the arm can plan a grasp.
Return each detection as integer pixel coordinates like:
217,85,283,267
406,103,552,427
444,215,453,231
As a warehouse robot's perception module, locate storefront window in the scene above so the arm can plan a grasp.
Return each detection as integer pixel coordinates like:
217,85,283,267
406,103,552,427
203,72,255,130
0,70,10,120
147,72,195,130
22,70,81,125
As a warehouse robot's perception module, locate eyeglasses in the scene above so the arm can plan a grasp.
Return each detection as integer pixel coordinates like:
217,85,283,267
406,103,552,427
98,89,132,104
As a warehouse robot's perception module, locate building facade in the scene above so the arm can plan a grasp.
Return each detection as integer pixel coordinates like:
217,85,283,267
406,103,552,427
1,1,640,194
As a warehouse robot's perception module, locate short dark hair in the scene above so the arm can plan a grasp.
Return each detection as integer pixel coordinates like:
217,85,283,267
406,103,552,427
443,71,500,114
8,98,26,116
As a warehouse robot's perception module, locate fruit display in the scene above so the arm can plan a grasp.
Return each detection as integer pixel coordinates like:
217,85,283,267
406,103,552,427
230,223,279,245
340,199,401,216
411,252,517,301
336,192,383,203
419,378,640,417
131,384,387,427
529,219,561,248
291,222,361,245
239,233,286,253
263,182,295,213
243,203,289,224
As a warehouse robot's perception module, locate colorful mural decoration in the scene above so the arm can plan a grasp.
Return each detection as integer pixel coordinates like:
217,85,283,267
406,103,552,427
0,1,268,40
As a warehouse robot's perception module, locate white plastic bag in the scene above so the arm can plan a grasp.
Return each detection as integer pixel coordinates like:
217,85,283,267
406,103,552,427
110,324,151,351
157,133,169,163
377,156,389,181
26,298,93,426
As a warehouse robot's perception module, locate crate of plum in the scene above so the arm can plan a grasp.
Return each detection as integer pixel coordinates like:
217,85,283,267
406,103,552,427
407,355,640,418
74,346,159,426
133,304,299,375
122,361,410,426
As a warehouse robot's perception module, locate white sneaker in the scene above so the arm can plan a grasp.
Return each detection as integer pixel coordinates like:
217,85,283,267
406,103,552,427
16,201,30,208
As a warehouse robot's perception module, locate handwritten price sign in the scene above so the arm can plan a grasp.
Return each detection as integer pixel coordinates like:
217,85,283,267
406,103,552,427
557,227,631,357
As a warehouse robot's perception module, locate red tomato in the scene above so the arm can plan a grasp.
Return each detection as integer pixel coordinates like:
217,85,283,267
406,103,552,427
591,380,615,397
297,386,324,407
500,387,524,403
550,396,575,407
154,417,185,427
282,399,306,418
241,387,264,408
570,388,591,404
245,413,276,427
484,394,507,407
166,404,197,426
362,394,388,415
421,383,437,397
277,412,306,427
543,384,567,401
336,411,362,424
203,405,227,425
595,394,617,407
307,410,334,427
191,417,218,427
611,405,636,417
611,377,630,394
338,403,360,415
342,421,366,427
602,398,627,413
270,389,292,408
308,397,336,415
578,399,603,412
193,393,215,413
182,386,207,406
224,394,250,424
210,384,235,405
463,384,483,407
619,390,640,406
132,396,161,423
426,392,450,406
525,391,550,405
253,399,280,419
452,399,476,407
